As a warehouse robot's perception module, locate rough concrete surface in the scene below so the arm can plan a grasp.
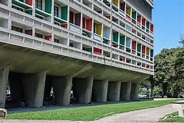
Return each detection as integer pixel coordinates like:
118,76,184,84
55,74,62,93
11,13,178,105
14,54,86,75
0,100,184,123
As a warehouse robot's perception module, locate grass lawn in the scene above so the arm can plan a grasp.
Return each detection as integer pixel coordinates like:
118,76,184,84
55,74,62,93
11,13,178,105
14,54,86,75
160,110,184,122
7,99,181,121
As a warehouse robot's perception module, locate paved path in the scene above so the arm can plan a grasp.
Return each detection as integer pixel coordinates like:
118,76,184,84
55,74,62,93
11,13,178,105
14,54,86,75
0,100,184,123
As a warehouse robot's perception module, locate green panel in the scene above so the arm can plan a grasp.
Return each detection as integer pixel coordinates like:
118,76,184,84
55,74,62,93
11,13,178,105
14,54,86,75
12,0,32,9
137,43,142,52
86,48,92,53
61,6,68,21
132,12,136,20
146,22,150,29
45,0,52,14
120,36,125,45
113,32,118,43
103,0,110,4
25,10,32,15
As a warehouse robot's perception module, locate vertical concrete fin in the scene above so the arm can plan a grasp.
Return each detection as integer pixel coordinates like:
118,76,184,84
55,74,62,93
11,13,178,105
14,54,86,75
0,67,9,108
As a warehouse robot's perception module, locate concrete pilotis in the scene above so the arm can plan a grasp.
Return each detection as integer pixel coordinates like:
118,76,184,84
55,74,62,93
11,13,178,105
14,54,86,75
73,77,93,104
107,81,121,101
52,76,72,105
93,80,108,102
120,82,131,101
22,71,46,107
131,83,139,100
0,67,9,108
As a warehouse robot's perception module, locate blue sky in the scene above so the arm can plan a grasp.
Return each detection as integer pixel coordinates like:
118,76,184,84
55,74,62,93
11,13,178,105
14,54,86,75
153,0,184,55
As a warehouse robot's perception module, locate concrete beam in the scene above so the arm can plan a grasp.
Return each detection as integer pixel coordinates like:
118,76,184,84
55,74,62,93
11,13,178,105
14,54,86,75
52,76,72,105
93,80,108,102
22,71,46,107
73,77,93,104
131,83,139,100
120,82,131,101
107,81,121,101
0,67,9,108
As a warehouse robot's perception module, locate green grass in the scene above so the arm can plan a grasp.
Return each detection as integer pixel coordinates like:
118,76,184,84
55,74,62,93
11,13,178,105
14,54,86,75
160,110,184,122
7,99,182,121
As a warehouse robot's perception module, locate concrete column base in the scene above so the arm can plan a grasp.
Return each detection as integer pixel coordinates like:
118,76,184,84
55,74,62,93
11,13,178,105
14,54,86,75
22,71,46,107
107,81,121,101
52,76,72,105
131,83,139,100
120,82,131,101
93,80,108,102
73,77,93,104
0,67,9,108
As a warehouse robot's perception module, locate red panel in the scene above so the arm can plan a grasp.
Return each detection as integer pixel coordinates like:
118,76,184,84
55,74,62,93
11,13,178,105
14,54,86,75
142,45,146,54
106,16,110,20
45,35,52,41
61,24,67,29
151,25,154,32
137,15,141,23
142,18,146,26
132,41,136,50
86,18,92,31
126,15,131,21
83,17,86,28
70,11,74,23
120,56,125,61
75,13,81,26
26,0,32,6
93,47,102,55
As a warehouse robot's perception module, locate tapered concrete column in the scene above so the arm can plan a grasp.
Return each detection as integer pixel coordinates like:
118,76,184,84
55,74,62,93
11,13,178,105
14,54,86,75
120,82,131,101
9,73,24,101
93,80,108,102
0,67,9,108
22,72,46,107
73,77,93,104
107,81,121,101
131,83,139,100
52,76,72,105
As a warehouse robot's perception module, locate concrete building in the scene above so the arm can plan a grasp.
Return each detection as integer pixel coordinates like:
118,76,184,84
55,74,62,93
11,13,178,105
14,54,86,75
0,0,154,108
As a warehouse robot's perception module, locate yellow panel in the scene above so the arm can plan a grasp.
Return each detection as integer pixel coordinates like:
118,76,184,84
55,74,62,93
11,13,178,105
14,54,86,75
96,24,102,36
114,0,119,7
126,7,132,16
146,48,150,56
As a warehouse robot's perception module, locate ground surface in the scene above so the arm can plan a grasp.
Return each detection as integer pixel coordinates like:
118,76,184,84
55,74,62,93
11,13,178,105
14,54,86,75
0,99,184,123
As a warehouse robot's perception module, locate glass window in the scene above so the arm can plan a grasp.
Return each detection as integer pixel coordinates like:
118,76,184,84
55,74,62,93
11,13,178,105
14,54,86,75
36,0,42,10
54,5,59,17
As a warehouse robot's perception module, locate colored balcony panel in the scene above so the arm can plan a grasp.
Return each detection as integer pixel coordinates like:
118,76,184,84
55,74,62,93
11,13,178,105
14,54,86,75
120,56,125,62
94,23,102,36
142,45,146,54
45,0,52,14
61,6,68,21
12,0,32,9
120,2,125,11
132,40,136,50
113,0,119,7
83,16,92,32
132,11,136,20
151,24,154,32
25,29,32,35
120,35,125,45
146,47,150,56
45,35,52,41
146,21,150,29
137,43,142,52
113,32,119,43
142,18,146,26
103,0,110,7
93,47,102,55
126,37,131,48
150,49,154,57
75,13,81,26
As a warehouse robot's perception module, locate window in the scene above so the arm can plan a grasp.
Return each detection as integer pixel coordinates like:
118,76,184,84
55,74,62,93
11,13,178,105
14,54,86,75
54,38,59,43
35,14,44,19
35,0,42,10
35,33,43,38
11,26,23,33
12,5,24,12
54,5,59,17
